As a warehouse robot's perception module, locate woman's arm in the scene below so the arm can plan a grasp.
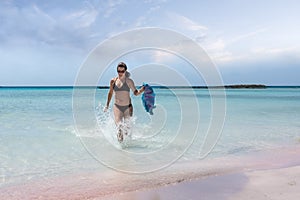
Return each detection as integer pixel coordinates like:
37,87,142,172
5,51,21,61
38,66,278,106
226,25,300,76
104,79,115,110
128,79,145,96
133,86,145,96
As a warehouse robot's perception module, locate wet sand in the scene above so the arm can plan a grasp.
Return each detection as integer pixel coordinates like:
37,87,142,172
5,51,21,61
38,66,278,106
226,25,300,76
1,146,300,200
99,145,300,200
101,166,300,200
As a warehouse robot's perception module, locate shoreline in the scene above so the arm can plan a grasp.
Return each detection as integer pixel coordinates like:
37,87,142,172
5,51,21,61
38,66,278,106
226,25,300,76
1,145,300,200
99,165,300,200
99,145,300,200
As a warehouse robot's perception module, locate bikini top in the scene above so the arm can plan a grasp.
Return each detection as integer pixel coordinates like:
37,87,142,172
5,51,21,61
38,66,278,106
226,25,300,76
113,78,130,92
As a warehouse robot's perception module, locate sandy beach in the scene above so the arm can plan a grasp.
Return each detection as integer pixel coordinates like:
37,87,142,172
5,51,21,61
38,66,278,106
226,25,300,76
102,165,300,200
1,145,300,200
105,146,300,200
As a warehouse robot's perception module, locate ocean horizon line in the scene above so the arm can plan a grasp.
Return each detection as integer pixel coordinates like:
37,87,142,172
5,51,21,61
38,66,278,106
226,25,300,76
1,84,300,89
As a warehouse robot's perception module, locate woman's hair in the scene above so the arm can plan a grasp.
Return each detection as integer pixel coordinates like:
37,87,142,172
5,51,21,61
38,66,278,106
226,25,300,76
125,71,131,77
117,62,130,77
117,62,127,70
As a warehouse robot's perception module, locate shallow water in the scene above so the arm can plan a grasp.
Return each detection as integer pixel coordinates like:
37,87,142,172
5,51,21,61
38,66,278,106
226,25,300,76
0,87,300,187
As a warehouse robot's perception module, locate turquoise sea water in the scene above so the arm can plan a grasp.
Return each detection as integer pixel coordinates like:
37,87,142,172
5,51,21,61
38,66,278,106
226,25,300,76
0,87,300,187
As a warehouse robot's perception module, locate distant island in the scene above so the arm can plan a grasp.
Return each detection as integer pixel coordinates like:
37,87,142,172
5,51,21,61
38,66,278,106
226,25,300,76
221,84,267,89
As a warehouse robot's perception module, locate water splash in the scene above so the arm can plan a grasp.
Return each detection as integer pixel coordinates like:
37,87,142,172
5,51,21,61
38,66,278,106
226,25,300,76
95,102,170,151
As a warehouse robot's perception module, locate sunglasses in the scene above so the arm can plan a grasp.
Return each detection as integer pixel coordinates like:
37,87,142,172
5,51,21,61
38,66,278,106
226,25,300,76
117,70,125,73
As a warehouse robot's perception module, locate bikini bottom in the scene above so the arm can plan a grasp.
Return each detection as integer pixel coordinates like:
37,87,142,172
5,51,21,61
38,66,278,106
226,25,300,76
114,103,132,113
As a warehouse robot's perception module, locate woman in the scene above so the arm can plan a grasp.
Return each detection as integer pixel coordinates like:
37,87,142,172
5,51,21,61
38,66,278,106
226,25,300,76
104,62,145,142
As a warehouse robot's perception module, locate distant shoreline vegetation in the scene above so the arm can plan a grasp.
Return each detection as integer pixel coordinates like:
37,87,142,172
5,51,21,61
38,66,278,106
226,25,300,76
218,84,268,89
1,84,300,89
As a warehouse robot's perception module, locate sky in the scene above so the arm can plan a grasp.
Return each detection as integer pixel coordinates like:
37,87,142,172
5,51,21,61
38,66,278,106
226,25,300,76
1,0,300,86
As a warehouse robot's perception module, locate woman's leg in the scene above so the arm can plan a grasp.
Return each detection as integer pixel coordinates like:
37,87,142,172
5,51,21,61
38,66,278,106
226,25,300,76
129,104,133,117
113,104,123,124
123,107,132,137
113,105,124,142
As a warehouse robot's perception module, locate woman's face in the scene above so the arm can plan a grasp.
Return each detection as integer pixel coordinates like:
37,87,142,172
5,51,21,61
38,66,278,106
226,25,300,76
117,67,126,77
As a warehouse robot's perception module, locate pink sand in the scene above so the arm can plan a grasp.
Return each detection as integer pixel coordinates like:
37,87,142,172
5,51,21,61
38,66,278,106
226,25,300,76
1,145,300,200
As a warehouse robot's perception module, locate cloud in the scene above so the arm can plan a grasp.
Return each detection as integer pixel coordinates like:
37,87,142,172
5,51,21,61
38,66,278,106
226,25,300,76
32,4,56,24
63,2,98,29
169,13,208,32
203,39,236,63
152,50,177,63
134,16,148,27
104,0,124,18
213,45,300,70
0,3,54,45
205,39,225,52
0,1,103,50
205,28,269,64
228,27,268,45
251,47,297,55
149,5,161,12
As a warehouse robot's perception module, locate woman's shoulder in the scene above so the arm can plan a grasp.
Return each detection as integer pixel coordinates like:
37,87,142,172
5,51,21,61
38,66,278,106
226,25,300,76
125,77,134,84
111,77,119,81
126,77,134,82
110,77,117,85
